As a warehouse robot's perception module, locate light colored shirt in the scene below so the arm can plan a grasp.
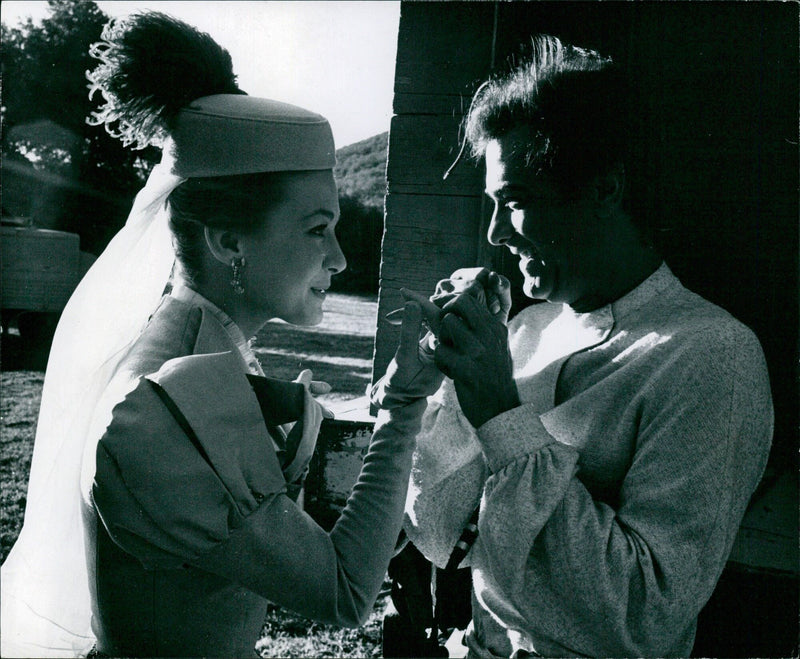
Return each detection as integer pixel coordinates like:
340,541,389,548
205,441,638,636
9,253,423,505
404,263,773,657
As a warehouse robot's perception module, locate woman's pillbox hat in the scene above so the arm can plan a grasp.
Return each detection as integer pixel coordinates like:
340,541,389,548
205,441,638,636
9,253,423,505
168,94,336,177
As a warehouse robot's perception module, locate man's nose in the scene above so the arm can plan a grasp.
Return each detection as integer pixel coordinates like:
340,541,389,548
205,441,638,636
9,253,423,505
487,204,513,246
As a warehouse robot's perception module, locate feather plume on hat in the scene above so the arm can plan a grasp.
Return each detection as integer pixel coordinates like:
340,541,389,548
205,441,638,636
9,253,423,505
87,12,244,150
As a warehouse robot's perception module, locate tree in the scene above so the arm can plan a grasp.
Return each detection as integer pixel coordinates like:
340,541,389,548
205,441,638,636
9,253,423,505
1,0,158,253
332,195,383,294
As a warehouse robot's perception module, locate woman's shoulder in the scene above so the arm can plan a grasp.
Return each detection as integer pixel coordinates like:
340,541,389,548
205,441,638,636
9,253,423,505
101,351,280,487
120,292,248,379
93,352,287,566
121,295,204,378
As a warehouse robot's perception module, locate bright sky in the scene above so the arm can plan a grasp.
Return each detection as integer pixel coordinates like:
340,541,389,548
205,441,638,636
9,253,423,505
1,1,400,148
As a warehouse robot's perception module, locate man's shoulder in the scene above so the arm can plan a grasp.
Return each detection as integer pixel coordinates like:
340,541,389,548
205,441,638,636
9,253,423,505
657,282,760,348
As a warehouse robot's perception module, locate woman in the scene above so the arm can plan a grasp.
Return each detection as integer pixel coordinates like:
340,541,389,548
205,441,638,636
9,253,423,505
0,13,440,658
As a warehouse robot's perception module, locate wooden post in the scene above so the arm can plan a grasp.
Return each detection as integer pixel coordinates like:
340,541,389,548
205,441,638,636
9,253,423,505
373,2,500,384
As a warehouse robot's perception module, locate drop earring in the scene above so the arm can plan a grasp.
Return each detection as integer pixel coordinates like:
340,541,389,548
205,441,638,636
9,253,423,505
230,256,246,294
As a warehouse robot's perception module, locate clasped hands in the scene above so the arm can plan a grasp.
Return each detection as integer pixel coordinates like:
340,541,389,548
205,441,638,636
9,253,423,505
373,267,520,428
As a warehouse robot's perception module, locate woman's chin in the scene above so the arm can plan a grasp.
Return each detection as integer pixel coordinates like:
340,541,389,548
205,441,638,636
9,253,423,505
300,315,324,327
288,308,324,327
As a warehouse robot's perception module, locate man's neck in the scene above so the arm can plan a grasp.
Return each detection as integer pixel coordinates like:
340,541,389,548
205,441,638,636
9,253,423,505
570,216,662,313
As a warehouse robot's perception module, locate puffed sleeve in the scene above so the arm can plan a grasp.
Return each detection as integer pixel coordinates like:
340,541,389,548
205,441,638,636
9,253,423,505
93,370,285,570
402,378,486,568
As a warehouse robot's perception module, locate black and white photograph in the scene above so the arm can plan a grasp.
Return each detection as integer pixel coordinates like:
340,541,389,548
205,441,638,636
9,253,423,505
1,2,797,657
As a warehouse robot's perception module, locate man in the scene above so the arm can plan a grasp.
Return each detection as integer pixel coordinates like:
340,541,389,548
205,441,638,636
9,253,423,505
374,35,773,657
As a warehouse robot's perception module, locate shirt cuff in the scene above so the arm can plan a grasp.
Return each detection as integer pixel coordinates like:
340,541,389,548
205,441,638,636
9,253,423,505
477,403,555,472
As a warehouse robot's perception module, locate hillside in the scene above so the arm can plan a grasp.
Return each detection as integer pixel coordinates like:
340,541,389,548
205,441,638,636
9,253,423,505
334,132,388,209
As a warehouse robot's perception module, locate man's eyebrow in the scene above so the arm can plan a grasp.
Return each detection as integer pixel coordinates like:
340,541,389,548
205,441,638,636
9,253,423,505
303,209,336,221
485,184,526,197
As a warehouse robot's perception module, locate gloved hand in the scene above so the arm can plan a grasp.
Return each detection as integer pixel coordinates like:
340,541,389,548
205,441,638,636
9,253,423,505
371,299,445,409
373,268,511,411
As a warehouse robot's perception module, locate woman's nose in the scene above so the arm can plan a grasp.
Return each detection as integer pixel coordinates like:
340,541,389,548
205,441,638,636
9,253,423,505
487,204,513,246
326,235,347,274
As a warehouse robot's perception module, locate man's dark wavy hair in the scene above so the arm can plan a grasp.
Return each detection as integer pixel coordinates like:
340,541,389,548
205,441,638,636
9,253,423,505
465,35,631,201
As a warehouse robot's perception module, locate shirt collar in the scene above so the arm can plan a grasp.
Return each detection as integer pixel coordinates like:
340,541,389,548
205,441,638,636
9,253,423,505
558,261,676,333
610,261,677,322
169,284,264,376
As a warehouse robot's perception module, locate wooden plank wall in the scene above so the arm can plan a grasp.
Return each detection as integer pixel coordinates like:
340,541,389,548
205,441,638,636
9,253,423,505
373,2,499,382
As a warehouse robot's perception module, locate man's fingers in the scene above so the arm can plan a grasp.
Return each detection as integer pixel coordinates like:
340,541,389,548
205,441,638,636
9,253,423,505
450,266,490,286
433,342,456,379
439,311,483,354
440,288,486,330
389,267,508,334
433,341,470,381
430,291,458,309
487,272,512,320
434,278,457,296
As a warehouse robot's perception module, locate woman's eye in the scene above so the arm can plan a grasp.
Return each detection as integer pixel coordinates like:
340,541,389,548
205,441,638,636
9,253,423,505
309,224,328,237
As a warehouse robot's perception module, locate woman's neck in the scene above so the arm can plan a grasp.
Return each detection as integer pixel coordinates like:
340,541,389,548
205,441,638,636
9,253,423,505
176,274,266,339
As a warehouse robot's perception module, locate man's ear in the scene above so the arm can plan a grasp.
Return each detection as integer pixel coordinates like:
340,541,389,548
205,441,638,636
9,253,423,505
204,226,244,265
594,162,625,218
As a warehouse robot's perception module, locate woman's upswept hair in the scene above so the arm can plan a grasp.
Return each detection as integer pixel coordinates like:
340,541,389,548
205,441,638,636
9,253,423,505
465,35,630,197
87,11,243,149
166,174,287,286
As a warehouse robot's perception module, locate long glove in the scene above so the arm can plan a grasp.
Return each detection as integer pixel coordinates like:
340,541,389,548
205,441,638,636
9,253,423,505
371,300,444,409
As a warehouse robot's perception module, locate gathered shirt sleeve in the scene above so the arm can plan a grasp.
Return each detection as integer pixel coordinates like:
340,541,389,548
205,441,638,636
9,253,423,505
93,352,426,628
406,274,774,657
402,380,486,569
471,326,772,657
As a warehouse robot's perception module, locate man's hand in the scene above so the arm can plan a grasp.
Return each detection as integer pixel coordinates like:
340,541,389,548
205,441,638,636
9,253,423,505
434,291,519,428
387,268,512,337
433,267,512,326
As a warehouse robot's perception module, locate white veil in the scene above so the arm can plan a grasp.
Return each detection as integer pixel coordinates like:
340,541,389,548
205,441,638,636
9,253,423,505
1,160,183,657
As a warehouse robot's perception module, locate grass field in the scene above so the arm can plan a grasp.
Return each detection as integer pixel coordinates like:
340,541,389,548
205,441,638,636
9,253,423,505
0,292,388,657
